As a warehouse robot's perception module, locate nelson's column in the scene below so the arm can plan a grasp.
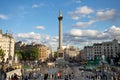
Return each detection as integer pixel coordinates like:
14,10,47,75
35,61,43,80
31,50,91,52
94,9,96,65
57,10,64,58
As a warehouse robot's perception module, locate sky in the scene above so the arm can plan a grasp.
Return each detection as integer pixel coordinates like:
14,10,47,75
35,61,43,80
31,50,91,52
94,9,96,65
0,0,120,50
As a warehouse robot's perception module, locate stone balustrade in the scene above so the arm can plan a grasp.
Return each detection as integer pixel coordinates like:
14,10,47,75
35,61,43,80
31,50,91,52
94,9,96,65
6,69,22,79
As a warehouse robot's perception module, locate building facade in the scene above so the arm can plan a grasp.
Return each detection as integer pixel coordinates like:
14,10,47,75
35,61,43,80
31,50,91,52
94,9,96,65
94,39,120,58
64,46,80,61
37,44,48,61
84,46,94,60
0,30,15,62
83,39,120,60
93,43,102,58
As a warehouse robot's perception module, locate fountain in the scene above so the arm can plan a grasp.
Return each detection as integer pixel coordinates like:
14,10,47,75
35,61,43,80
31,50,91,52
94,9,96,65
15,54,18,63
11,54,22,69
100,55,108,79
101,55,106,63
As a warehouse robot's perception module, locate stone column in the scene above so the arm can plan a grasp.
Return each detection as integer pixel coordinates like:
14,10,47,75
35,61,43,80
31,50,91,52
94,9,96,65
58,10,63,49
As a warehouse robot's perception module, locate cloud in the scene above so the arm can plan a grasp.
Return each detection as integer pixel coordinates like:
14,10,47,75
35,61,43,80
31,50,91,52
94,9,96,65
75,0,81,3
44,35,50,41
35,26,45,30
72,8,118,27
32,4,44,8
32,4,39,8
104,25,120,36
96,9,117,21
15,32,58,49
51,36,58,42
73,20,95,27
16,32,41,40
0,14,8,20
75,6,94,15
70,7,117,21
68,29,100,38
64,25,120,46
48,42,57,48
40,35,51,44
47,36,58,48
15,32,42,44
69,6,94,20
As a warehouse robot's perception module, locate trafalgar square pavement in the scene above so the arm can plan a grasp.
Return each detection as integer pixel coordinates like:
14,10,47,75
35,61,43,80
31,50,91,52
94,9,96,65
1,65,120,80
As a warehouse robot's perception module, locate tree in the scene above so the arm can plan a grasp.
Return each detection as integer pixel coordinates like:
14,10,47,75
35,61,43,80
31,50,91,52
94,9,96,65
21,50,30,60
21,47,39,60
54,51,58,58
0,47,5,70
30,47,38,60
0,46,5,61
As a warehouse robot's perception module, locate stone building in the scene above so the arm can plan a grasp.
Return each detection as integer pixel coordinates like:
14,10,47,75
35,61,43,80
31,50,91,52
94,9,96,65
64,46,80,61
84,46,94,60
0,30,15,62
94,39,120,58
93,43,102,58
37,44,48,61
83,39,120,60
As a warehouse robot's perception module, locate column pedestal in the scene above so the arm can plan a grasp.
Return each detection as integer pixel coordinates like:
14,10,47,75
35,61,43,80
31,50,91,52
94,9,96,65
57,49,64,59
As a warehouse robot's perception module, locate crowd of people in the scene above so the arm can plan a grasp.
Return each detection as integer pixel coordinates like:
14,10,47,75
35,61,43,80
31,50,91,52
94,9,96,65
1,60,120,80
77,67,120,80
